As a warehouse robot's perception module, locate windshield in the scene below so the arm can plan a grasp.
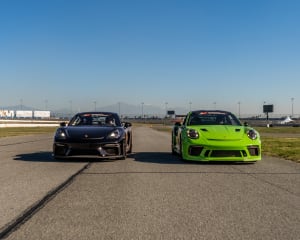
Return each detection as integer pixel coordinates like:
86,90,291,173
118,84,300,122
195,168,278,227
187,111,241,126
68,113,120,127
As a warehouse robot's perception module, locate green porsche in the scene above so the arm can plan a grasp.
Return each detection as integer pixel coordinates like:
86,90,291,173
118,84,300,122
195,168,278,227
172,110,261,162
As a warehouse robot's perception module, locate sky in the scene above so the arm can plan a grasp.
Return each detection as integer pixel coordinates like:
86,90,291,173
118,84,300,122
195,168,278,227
0,0,299,116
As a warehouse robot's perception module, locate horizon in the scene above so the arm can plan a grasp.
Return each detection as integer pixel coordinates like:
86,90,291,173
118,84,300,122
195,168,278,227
0,101,297,119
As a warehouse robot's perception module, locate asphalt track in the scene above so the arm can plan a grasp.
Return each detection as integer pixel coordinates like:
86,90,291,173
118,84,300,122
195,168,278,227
0,126,299,239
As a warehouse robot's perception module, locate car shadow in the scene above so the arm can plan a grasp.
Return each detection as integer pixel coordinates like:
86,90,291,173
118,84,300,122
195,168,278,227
132,152,182,164
132,152,254,165
13,152,118,163
13,151,255,165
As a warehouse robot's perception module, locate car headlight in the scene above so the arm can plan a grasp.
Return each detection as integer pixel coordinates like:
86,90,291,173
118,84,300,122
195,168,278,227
55,129,67,139
247,129,258,140
187,129,199,139
107,129,121,139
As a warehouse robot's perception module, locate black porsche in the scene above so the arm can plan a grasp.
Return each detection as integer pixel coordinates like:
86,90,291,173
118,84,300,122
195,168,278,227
53,112,132,159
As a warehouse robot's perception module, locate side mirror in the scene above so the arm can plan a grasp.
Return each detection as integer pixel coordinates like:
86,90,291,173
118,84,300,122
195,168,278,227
60,122,67,127
122,122,132,128
174,122,181,127
243,122,249,126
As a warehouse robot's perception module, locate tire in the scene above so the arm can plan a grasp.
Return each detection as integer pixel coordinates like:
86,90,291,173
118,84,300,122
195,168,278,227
171,135,177,155
127,136,132,154
179,137,185,160
172,148,177,155
120,140,127,160
53,154,63,160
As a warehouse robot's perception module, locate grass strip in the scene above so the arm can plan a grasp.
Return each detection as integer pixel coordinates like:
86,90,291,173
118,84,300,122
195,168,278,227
261,137,300,163
0,127,57,138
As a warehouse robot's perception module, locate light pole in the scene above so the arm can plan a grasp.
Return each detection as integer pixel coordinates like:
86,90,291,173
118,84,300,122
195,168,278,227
93,101,97,111
118,102,121,116
69,100,73,116
141,102,144,119
189,101,192,111
238,101,241,118
165,102,168,117
213,102,216,110
291,97,294,117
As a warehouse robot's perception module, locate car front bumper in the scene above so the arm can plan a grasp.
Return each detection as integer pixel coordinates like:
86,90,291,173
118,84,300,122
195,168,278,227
182,142,261,162
53,141,124,159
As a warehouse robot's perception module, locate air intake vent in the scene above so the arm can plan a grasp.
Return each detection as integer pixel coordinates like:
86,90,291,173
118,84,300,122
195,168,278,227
189,146,203,156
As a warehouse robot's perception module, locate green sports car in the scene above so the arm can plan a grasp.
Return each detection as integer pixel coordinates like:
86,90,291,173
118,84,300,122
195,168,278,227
172,110,261,162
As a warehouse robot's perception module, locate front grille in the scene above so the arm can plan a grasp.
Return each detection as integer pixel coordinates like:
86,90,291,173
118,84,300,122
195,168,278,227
70,149,100,156
210,150,241,157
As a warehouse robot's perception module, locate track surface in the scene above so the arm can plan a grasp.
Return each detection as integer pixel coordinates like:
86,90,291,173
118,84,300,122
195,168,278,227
0,126,299,239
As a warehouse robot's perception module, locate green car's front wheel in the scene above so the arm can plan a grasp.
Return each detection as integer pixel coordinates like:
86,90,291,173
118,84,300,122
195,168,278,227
179,137,185,160
171,135,177,155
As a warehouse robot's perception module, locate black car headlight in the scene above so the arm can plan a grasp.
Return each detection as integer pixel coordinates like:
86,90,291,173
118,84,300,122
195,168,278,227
107,129,121,139
55,129,67,140
247,129,258,140
187,129,199,139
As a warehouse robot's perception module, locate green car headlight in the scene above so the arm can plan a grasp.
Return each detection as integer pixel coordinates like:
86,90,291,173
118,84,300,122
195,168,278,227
187,129,199,139
247,129,257,140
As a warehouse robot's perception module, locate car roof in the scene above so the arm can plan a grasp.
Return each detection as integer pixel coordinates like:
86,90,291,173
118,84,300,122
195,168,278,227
75,111,118,116
190,110,231,114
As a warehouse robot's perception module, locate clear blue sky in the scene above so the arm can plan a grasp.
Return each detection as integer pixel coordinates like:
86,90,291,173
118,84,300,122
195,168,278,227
0,0,299,116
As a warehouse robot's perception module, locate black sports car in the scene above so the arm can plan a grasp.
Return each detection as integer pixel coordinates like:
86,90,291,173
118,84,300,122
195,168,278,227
53,112,132,159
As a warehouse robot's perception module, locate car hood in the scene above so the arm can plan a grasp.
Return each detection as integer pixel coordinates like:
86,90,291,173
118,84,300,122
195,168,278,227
65,126,119,140
193,125,245,140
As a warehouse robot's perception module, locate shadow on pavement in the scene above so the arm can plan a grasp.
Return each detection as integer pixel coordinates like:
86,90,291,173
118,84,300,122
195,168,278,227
13,151,117,163
13,151,256,165
132,152,182,164
132,152,254,165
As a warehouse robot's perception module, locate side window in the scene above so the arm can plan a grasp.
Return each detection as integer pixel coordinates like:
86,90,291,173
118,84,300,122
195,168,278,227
189,116,203,125
70,116,81,126
228,114,241,126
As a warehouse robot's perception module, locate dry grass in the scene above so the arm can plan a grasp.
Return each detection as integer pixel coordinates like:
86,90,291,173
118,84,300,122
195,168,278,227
261,137,300,163
0,127,57,138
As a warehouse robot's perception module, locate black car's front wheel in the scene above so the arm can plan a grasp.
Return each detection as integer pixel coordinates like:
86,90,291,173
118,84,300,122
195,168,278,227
119,140,127,160
127,136,132,154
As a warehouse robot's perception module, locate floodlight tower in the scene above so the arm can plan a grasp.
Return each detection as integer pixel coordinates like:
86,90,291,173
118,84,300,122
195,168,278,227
291,97,294,117
165,102,168,117
141,102,144,119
